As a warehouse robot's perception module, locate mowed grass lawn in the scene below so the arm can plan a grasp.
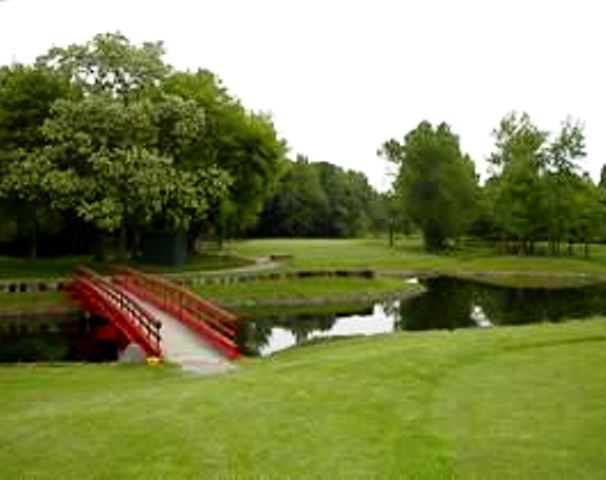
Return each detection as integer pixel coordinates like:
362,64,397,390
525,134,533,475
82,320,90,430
195,276,414,303
2,320,606,479
0,291,69,311
0,254,252,280
229,237,606,279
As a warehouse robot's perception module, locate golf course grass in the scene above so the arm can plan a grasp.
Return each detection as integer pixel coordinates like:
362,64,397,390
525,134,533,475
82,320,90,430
1,319,605,479
0,253,252,279
0,291,69,311
229,238,606,283
195,276,415,304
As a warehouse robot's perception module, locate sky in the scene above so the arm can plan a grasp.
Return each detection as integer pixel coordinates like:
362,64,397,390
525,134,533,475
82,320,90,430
1,0,604,190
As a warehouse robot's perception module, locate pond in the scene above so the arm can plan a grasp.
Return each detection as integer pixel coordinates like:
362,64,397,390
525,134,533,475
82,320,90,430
236,276,606,356
0,313,121,362
3,276,606,361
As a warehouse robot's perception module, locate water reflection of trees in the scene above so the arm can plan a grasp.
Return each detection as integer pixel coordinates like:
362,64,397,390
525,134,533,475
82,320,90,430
0,314,117,362
394,277,606,331
237,309,362,356
396,278,473,331
474,283,606,326
238,280,606,355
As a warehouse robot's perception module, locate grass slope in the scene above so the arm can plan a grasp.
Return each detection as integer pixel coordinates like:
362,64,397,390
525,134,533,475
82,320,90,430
0,291,69,311
1,320,605,479
195,276,413,303
230,238,606,285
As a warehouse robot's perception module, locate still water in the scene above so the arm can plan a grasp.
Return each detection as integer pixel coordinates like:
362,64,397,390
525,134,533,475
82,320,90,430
0,313,120,362
237,276,606,356
3,276,606,361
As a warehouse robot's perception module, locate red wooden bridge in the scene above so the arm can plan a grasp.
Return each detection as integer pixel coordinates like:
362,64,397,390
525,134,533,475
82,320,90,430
67,266,240,371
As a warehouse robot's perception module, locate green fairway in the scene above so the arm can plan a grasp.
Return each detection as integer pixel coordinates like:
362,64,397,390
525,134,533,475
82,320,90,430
0,256,92,279
228,238,606,285
195,276,414,304
1,320,605,479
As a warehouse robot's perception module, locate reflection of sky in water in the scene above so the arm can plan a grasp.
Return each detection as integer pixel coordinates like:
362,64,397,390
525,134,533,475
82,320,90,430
251,277,606,356
261,302,399,356
470,304,493,328
260,328,296,356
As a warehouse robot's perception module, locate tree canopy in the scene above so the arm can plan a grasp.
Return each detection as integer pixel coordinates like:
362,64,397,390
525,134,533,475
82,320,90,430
0,33,286,259
380,121,478,252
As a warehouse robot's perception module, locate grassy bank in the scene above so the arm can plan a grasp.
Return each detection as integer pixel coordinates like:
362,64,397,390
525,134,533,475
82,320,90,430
1,319,605,479
0,253,253,280
229,238,606,286
0,291,70,311
195,276,414,304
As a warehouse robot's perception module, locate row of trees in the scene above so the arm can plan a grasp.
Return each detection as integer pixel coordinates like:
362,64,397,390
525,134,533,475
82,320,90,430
381,113,605,254
252,156,384,238
3,33,602,259
0,33,286,258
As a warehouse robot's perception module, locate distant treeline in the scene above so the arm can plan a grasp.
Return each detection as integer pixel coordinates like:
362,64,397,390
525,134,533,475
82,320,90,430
251,156,386,238
380,113,606,255
1,33,604,260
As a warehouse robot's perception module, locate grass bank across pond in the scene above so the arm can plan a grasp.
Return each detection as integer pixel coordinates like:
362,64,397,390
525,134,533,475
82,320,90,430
194,276,415,305
0,291,70,311
229,238,606,287
1,319,605,479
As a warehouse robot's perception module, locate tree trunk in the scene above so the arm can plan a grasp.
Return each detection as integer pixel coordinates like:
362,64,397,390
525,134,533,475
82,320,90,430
568,239,573,257
29,221,38,260
388,221,394,248
117,225,128,261
70,228,78,255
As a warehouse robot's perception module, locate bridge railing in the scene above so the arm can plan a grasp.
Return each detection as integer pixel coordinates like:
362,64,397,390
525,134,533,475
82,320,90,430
72,267,162,357
113,266,239,359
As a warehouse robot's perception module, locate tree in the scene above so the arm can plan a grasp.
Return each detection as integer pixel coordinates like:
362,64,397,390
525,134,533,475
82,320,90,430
252,156,383,238
0,34,233,260
379,121,477,252
0,65,76,257
36,89,228,258
36,32,169,101
490,153,545,254
488,112,588,254
254,156,328,237
162,70,287,241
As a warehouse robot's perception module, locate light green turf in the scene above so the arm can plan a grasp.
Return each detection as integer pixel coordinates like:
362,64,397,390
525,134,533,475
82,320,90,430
228,238,606,285
195,276,413,303
0,291,69,311
0,253,252,279
1,320,605,479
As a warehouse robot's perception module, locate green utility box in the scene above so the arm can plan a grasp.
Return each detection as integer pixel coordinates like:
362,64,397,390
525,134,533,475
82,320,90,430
141,232,187,266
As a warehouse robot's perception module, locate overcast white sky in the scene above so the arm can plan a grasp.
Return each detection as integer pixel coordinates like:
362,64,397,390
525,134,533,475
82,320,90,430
1,0,604,190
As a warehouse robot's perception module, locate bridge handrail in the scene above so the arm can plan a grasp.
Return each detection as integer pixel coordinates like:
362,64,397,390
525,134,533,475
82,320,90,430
113,266,239,358
114,266,237,330
74,267,161,354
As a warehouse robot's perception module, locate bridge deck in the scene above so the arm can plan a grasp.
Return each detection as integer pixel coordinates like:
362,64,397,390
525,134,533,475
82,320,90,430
120,289,234,375
69,267,238,374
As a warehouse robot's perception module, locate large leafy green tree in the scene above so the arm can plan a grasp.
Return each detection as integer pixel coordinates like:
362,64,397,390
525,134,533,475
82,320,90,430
380,121,477,252
0,65,76,257
36,32,169,100
488,112,591,254
162,70,287,241
0,34,233,259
